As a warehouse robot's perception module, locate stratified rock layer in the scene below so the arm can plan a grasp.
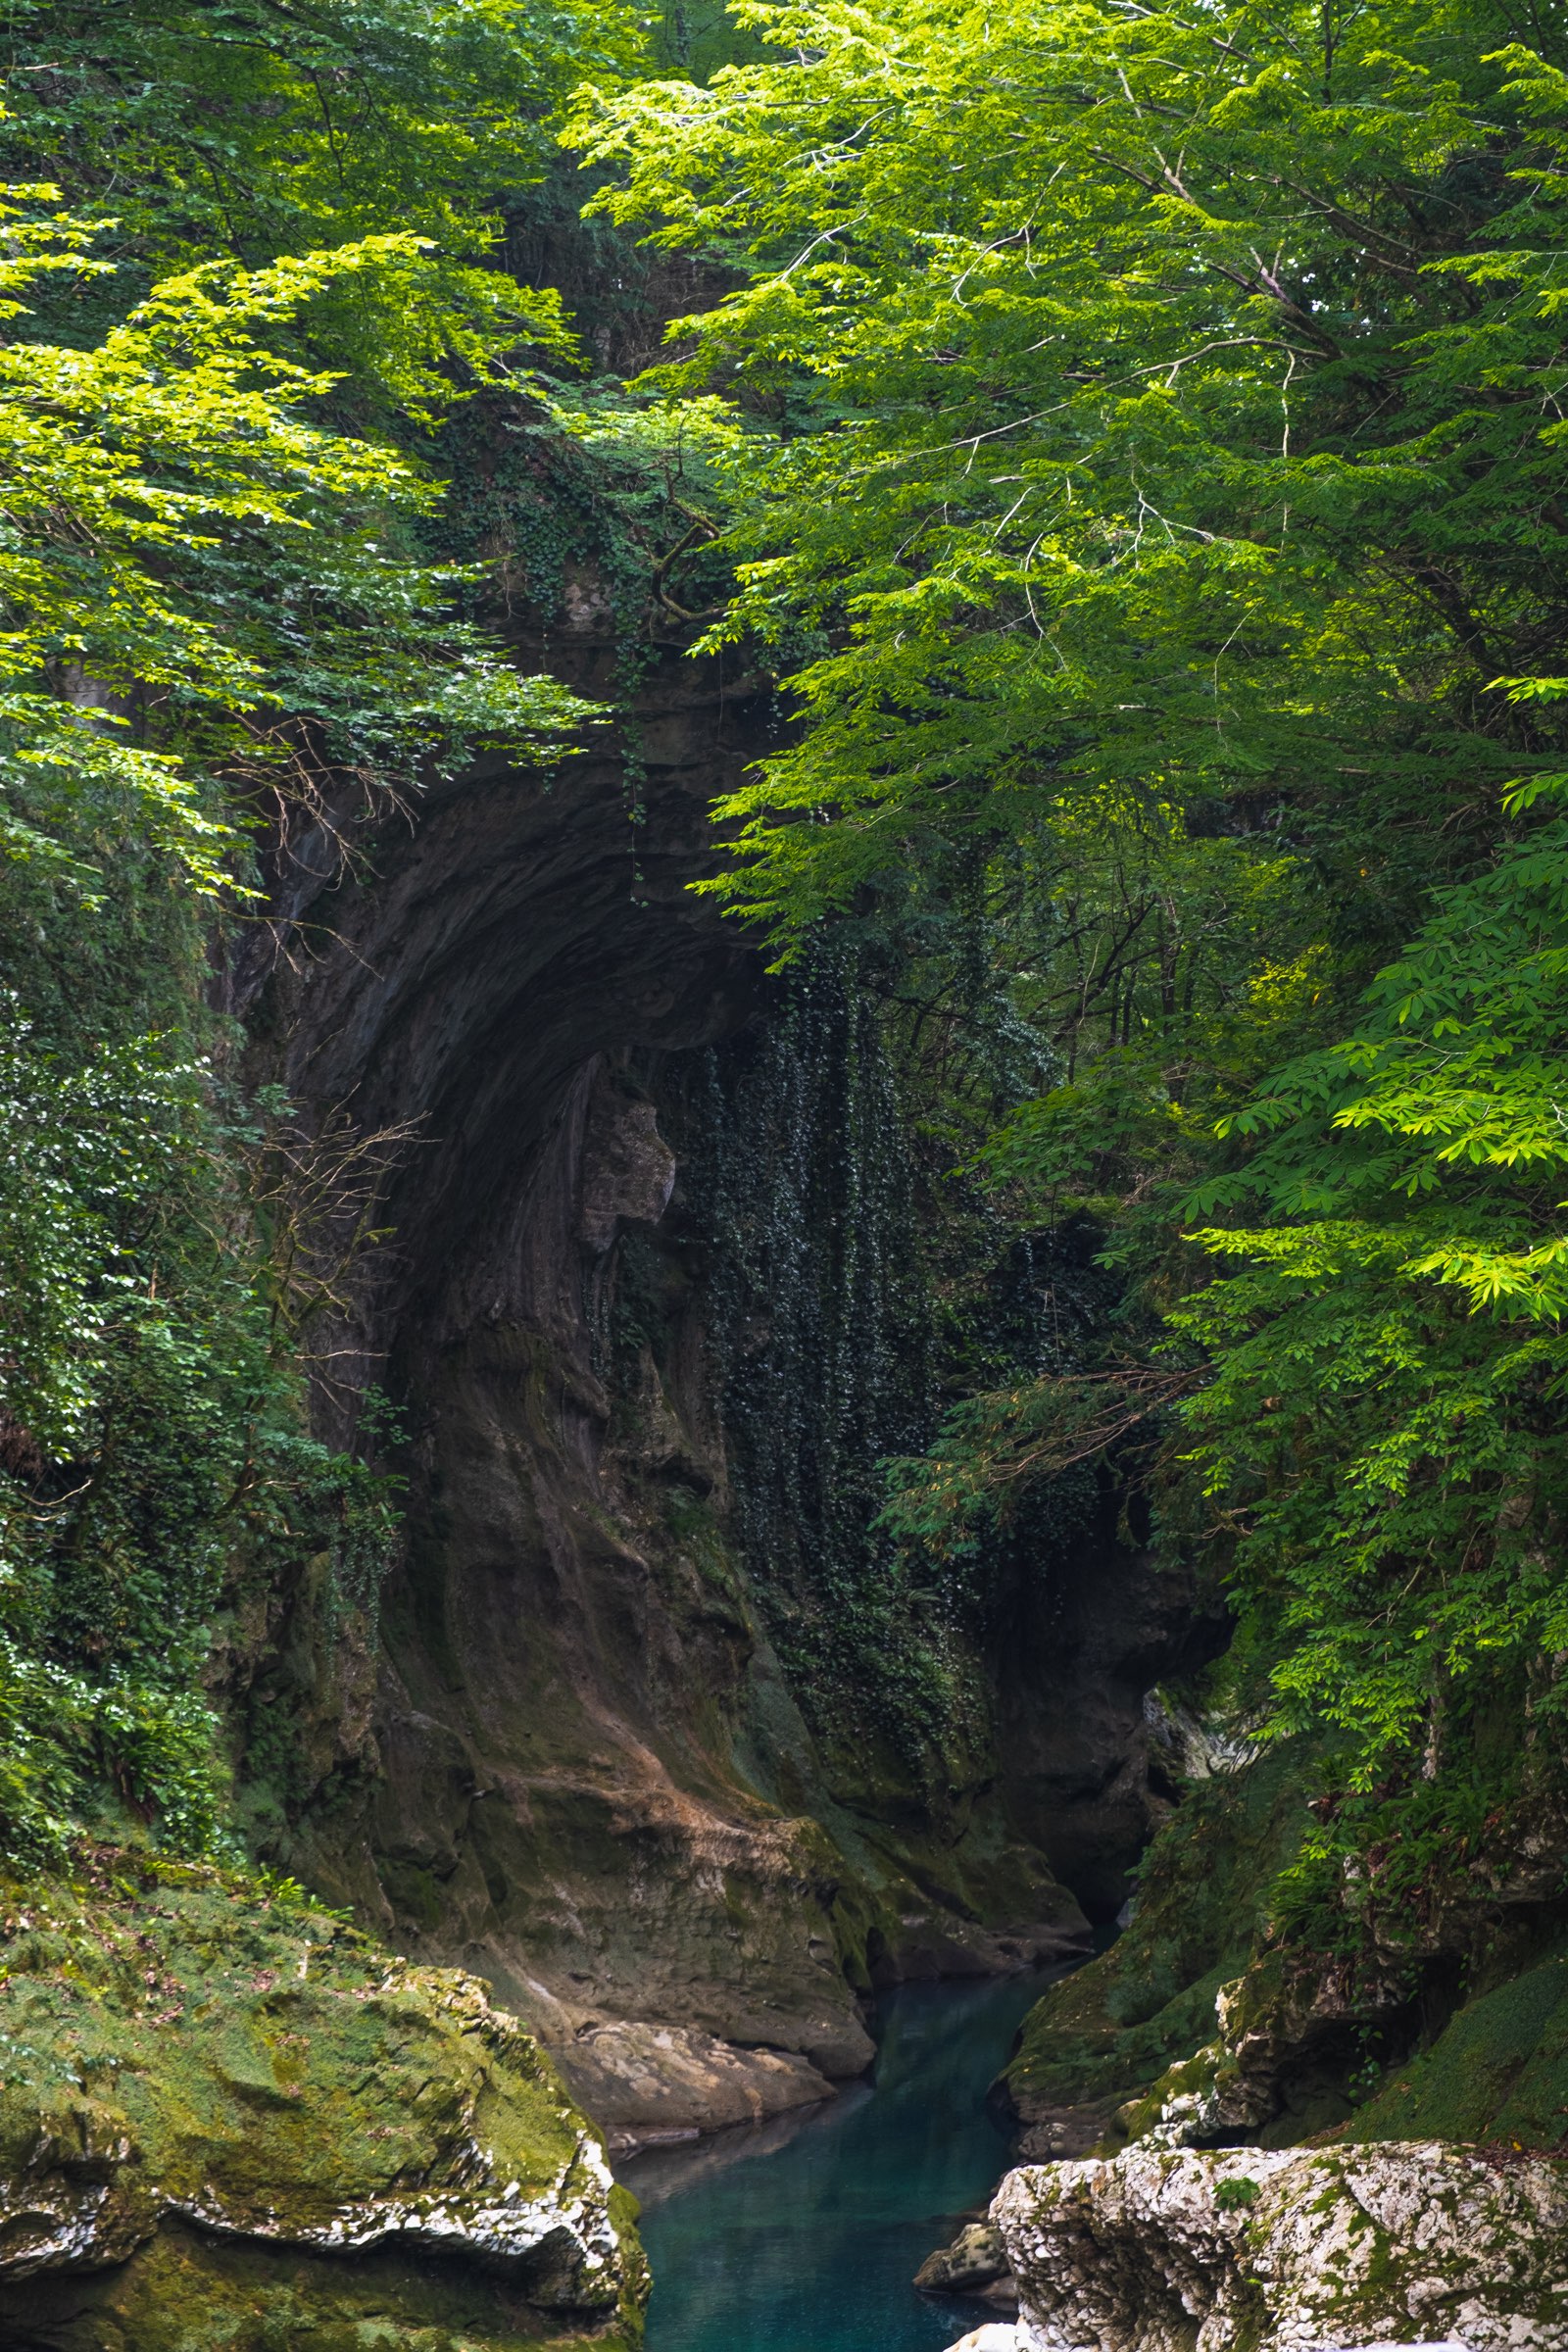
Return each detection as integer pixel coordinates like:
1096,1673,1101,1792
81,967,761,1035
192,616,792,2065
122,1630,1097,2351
0,1849,643,2352
993,2140,1568,2351
557,2018,836,2152
222,594,1182,2137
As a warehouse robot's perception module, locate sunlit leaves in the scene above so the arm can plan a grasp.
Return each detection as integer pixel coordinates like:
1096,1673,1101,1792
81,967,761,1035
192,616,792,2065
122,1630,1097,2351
1172,752,1568,1784
569,0,1568,931
578,1,1568,1860
0,0,639,1858
0,206,600,891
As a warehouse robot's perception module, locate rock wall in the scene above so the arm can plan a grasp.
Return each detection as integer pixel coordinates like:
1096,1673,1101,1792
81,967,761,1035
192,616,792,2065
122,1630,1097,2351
989,2141,1568,2351
1002,1705,1568,2173
217,576,1198,2136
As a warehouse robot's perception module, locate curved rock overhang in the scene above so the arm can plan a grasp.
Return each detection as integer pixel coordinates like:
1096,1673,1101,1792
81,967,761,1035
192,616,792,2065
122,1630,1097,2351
218,598,1209,2140
224,615,886,2088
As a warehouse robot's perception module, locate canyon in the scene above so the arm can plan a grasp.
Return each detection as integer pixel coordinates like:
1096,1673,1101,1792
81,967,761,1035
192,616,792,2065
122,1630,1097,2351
6,463,1568,2352
8,12,1568,2328
6,492,1568,2352
214,586,1199,2149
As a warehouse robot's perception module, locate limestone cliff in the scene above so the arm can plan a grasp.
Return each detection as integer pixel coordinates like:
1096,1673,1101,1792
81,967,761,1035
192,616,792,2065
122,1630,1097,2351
211,564,1197,2138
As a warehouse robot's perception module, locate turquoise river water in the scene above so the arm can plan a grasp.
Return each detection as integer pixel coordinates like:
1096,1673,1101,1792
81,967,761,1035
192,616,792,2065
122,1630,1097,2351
620,1968,1065,2352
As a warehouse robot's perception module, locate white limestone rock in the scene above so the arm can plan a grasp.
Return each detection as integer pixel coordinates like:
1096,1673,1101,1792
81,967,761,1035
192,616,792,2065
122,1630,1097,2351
916,2218,1014,2295
991,2140,1568,2350
942,2330,1474,2352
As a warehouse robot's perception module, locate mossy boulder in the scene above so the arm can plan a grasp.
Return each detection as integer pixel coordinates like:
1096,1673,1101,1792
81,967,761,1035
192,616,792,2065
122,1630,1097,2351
0,1847,645,2351
1111,1943,1425,2155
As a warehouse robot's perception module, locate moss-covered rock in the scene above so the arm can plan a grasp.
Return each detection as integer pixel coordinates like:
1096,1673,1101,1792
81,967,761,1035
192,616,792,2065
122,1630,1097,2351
998,1741,1307,2154
1111,1940,1432,2155
1089,1875,1568,2162
1343,1944,1568,2153
0,1847,645,2351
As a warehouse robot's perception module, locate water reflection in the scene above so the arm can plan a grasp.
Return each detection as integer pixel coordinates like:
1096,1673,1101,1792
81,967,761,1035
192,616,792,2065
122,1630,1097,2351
622,1969,1065,2352
621,2084,874,2211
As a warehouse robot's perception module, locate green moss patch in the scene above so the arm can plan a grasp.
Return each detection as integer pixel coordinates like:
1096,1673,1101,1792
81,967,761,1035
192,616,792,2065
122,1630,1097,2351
1346,1948,1568,2151
0,1847,644,2350
1003,1742,1307,2121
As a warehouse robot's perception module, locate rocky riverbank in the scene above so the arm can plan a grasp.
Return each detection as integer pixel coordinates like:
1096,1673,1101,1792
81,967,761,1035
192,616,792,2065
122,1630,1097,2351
968,1715,1568,2352
946,2141,1568,2352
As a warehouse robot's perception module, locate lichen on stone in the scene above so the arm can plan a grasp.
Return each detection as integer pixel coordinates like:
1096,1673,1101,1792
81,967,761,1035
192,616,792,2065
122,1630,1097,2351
993,2140,1568,2351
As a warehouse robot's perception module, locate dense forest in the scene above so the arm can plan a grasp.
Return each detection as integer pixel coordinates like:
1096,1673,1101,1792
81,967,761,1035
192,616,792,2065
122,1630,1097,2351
8,1,1568,2345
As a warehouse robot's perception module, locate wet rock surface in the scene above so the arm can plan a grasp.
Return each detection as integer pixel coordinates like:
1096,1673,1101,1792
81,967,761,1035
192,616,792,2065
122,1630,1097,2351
992,2140,1568,2351
215,589,1192,2142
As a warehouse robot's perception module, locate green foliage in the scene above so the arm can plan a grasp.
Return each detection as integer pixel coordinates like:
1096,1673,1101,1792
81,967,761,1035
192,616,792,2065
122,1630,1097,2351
574,0,1568,1955
0,0,640,397
0,0,639,1860
571,0,1568,938
1177,763,1568,1780
0,986,412,1861
0,203,598,894
878,820,1326,1560
0,996,232,1853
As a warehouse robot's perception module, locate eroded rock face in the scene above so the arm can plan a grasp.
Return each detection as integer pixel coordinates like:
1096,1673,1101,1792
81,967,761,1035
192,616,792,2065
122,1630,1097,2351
227,625,894,2098
216,588,1196,2139
0,1851,642,2352
557,2019,836,2153
992,2141,1568,2351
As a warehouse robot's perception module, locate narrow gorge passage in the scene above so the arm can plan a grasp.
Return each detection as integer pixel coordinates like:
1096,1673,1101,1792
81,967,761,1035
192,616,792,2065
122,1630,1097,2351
624,1970,1069,2352
14,7,1568,2347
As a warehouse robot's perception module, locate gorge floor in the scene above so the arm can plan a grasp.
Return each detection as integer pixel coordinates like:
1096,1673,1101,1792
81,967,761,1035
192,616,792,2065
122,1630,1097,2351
619,1969,1066,2352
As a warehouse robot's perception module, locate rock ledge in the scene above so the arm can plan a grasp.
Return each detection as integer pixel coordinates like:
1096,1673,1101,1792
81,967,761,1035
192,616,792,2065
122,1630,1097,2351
0,1852,643,2349
989,2139,1568,2351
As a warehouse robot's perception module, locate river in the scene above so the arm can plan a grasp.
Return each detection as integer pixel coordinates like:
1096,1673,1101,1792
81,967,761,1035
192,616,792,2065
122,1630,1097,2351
619,1968,1064,2352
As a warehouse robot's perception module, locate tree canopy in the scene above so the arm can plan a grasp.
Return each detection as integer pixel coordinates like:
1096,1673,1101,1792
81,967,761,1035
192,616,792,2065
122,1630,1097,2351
0,0,632,1856
571,0,1568,1942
